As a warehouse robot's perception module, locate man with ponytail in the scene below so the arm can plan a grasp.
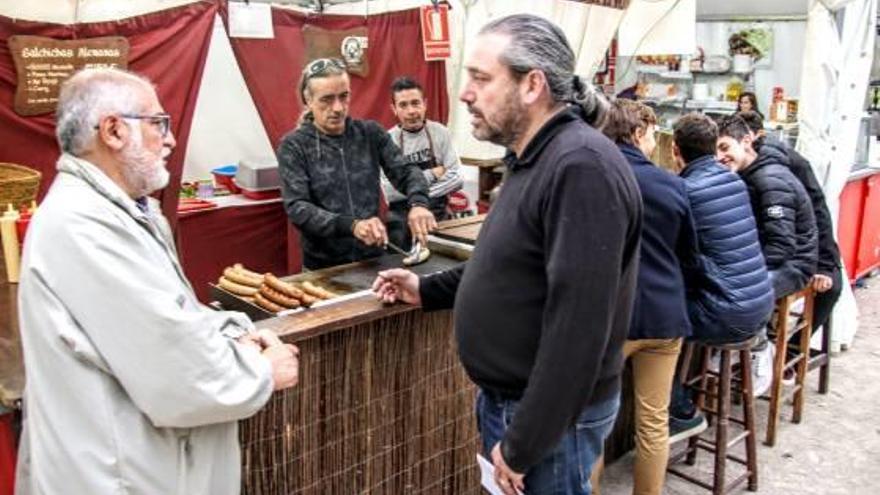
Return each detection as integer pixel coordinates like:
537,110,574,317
373,14,641,495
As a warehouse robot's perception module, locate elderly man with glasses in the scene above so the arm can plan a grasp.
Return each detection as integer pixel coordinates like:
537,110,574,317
277,58,436,270
15,67,300,495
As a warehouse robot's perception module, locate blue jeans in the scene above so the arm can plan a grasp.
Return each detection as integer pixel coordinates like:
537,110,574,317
476,390,620,495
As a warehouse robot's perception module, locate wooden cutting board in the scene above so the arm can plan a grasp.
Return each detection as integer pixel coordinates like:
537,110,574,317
432,214,485,245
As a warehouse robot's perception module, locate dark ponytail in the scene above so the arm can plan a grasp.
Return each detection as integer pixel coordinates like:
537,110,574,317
570,75,609,128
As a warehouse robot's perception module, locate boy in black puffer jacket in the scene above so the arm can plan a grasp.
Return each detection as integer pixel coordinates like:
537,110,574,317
717,115,818,299
737,111,842,334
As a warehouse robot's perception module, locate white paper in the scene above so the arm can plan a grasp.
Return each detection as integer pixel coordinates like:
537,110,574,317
477,454,506,495
228,2,274,39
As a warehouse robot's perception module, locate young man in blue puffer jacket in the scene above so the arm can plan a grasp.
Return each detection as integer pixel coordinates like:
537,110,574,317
667,113,775,442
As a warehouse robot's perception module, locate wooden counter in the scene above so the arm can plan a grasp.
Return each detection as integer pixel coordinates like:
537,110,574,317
229,252,480,495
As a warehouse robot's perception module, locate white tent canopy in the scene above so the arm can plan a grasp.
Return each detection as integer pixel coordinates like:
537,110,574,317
796,0,876,347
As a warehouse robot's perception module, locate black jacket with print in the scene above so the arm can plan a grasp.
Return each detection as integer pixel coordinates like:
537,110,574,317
740,143,818,298
277,117,430,269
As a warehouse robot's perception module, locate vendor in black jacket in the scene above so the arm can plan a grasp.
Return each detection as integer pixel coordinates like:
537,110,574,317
277,58,436,270
738,111,842,330
372,15,641,495
717,115,818,298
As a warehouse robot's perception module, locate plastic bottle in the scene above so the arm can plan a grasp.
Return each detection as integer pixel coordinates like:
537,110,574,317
725,77,744,102
770,86,784,122
16,202,35,248
1,204,21,283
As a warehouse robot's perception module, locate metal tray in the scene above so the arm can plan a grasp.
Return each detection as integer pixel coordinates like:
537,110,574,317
209,253,463,321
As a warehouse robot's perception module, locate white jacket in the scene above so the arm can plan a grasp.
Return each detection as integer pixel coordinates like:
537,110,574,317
15,154,273,495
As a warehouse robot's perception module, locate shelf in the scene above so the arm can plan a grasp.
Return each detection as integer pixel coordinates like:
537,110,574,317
643,99,687,108
685,100,738,111
690,70,730,76
646,99,737,112
637,68,694,80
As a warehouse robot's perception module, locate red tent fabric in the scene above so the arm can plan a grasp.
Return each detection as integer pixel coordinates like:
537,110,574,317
0,413,14,495
220,5,449,148
0,2,217,227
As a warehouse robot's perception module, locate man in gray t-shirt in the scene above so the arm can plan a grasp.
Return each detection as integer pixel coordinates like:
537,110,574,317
384,77,463,245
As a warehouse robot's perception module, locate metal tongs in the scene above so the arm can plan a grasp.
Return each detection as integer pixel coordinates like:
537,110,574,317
385,239,421,259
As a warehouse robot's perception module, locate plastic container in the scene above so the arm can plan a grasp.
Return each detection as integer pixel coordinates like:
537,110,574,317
1,205,20,283
211,165,240,194
15,205,32,247
236,159,280,190
197,180,214,199
732,54,752,73
235,180,281,200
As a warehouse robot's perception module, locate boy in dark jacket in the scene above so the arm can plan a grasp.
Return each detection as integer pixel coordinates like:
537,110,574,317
594,99,697,494
717,115,819,299
277,58,436,270
668,113,775,439
737,111,842,332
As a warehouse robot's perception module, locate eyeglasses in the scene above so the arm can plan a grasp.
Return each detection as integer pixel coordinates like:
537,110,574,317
119,113,172,137
304,58,346,77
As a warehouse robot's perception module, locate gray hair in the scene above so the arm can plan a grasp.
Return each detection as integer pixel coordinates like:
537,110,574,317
297,58,349,130
479,14,608,126
56,67,153,155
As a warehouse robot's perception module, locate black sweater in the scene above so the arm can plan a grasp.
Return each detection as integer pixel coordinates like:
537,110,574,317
419,107,642,473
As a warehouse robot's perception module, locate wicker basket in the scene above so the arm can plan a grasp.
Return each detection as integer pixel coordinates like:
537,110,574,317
0,163,41,210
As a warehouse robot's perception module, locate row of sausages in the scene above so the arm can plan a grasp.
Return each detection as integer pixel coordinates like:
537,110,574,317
217,264,339,314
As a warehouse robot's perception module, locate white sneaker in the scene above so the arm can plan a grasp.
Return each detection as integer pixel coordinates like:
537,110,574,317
751,345,775,397
709,353,720,373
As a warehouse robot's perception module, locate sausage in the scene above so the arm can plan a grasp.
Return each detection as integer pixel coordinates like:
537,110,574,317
259,284,301,309
301,280,337,300
265,273,306,299
254,292,285,314
223,267,263,288
218,276,259,296
233,263,264,280
293,288,319,307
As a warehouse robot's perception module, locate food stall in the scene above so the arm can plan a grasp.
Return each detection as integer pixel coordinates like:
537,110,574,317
1,0,877,492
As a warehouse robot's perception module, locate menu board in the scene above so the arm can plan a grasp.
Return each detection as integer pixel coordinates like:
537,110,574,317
8,35,129,116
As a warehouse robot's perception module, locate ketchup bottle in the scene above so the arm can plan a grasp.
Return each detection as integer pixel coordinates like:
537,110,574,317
15,201,36,249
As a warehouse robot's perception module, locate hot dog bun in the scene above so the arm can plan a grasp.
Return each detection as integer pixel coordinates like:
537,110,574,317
223,267,263,288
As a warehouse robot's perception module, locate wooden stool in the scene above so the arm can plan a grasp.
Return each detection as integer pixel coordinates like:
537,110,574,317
667,337,760,494
808,313,832,394
764,287,815,447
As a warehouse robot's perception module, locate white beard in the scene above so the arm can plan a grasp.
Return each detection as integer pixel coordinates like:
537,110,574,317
121,129,170,197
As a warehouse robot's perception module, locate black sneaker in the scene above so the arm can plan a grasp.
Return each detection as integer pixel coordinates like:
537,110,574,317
668,412,708,445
